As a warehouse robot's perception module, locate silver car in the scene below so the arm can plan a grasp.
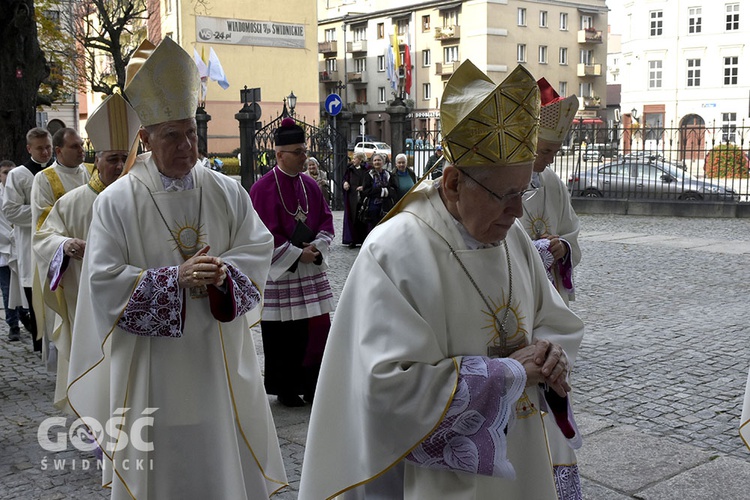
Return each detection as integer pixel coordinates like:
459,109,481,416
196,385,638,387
567,157,739,201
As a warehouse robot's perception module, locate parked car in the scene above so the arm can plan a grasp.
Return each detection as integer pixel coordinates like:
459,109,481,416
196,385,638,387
354,141,392,161
567,157,739,201
582,143,618,162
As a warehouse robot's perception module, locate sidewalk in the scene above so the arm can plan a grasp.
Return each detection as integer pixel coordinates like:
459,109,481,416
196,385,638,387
2,212,750,499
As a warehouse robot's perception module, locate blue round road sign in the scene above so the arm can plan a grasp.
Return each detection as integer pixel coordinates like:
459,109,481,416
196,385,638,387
325,93,343,116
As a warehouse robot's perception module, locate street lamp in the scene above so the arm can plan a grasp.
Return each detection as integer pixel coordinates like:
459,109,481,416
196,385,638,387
631,107,639,122
287,91,297,116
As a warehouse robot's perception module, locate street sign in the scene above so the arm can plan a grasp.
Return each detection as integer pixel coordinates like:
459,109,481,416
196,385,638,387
325,93,343,116
360,117,366,136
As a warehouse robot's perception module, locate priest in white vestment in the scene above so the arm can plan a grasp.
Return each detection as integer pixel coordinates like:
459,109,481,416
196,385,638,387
33,93,139,412
2,127,54,350
299,62,585,500
66,38,287,499
520,78,581,305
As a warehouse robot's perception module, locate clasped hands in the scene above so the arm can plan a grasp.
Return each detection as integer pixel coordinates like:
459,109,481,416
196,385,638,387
299,243,322,265
509,339,571,397
64,238,86,260
540,233,568,262
178,245,227,289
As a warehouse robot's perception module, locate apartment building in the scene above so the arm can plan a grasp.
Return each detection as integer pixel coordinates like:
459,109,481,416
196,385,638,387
318,0,608,143
620,1,748,145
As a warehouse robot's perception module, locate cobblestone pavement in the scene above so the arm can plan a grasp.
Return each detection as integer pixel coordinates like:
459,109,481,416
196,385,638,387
1,211,749,499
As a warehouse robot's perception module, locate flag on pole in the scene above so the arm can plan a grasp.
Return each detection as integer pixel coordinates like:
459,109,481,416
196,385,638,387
390,27,401,70
208,47,230,89
193,48,209,102
403,31,412,97
385,46,397,92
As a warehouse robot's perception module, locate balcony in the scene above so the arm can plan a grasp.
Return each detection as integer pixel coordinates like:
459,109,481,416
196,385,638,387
577,29,603,43
347,72,367,84
349,102,369,115
577,63,602,77
434,25,460,40
346,40,368,53
436,61,460,76
318,40,338,54
319,70,339,82
582,96,601,108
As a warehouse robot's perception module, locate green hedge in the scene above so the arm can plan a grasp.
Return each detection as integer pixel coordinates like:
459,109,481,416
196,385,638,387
704,144,749,178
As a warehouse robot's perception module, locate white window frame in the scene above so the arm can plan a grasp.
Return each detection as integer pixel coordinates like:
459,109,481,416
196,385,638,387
648,60,663,88
517,44,527,62
559,81,567,97
324,28,336,42
539,45,548,64
422,49,431,67
377,55,385,72
325,58,337,73
354,57,366,73
688,7,702,34
722,112,737,142
352,25,366,41
539,11,548,28
560,12,568,31
724,56,738,85
378,87,386,103
423,83,431,101
650,11,663,36
581,15,593,29
518,8,527,26
726,3,740,31
444,45,459,63
579,82,593,98
687,58,701,87
559,47,568,65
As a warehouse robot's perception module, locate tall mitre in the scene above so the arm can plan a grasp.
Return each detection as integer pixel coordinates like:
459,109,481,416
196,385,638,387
537,78,579,143
84,92,141,153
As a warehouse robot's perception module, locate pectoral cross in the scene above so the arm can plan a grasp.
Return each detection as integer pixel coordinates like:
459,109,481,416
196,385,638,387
295,206,307,223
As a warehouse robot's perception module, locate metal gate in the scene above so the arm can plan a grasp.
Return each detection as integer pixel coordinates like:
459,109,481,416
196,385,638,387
254,113,348,210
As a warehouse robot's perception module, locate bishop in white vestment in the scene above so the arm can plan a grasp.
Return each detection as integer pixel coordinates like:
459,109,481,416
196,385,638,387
299,62,584,500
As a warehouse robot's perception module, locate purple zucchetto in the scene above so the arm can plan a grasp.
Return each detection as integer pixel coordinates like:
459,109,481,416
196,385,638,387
274,117,305,146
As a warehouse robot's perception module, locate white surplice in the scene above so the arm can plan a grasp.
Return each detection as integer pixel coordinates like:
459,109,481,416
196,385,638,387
2,166,36,294
741,369,750,451
67,154,287,499
33,178,99,411
299,181,584,500
519,167,581,304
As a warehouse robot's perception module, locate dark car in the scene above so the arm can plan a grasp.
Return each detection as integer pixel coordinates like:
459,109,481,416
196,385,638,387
567,156,739,201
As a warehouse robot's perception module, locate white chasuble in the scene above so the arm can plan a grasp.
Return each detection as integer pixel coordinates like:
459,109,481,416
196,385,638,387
741,369,750,451
299,182,584,500
519,167,581,304
33,183,97,411
67,154,287,499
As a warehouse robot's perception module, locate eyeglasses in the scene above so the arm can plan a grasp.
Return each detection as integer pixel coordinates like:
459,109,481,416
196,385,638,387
280,148,308,156
460,169,537,204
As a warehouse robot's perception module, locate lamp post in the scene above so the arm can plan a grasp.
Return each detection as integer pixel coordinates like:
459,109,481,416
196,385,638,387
287,91,297,117
631,108,638,122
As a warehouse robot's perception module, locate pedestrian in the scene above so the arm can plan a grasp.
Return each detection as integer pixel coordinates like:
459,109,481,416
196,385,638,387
0,160,21,342
391,152,416,201
360,152,395,233
66,37,287,498
2,127,54,351
299,61,584,500
342,151,368,247
520,78,581,305
249,117,335,407
33,93,139,412
426,144,445,179
304,156,330,204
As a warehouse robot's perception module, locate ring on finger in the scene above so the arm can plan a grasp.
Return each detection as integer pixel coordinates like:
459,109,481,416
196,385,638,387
193,271,199,279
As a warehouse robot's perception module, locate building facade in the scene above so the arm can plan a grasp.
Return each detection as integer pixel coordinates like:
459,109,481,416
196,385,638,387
620,0,748,150
318,0,608,144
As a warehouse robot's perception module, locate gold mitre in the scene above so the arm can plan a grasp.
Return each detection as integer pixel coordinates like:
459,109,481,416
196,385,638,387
85,93,141,152
124,37,199,127
538,78,579,143
440,61,540,167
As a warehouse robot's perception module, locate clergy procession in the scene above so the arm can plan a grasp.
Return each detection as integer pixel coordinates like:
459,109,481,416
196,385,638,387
2,33,748,500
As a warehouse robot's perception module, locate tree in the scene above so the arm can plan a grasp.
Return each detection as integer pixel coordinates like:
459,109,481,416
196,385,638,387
35,0,78,107
0,0,50,163
73,0,149,96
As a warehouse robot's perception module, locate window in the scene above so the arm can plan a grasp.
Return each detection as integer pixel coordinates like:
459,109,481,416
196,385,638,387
580,49,593,65
355,88,367,104
518,8,527,26
444,45,459,63
43,10,60,22
352,25,366,41
377,23,384,39
324,28,336,42
559,47,568,65
378,87,386,103
722,112,737,142
354,57,366,72
377,55,385,72
688,7,702,34
650,11,663,36
581,15,593,29
558,81,567,97
517,44,527,62
325,58,337,73
726,3,740,30
539,46,548,64
648,60,662,88
422,15,430,31
539,11,548,27
560,12,568,30
422,49,431,67
423,83,431,100
724,56,738,85
443,9,459,27
396,19,409,36
687,59,701,87
579,82,593,97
